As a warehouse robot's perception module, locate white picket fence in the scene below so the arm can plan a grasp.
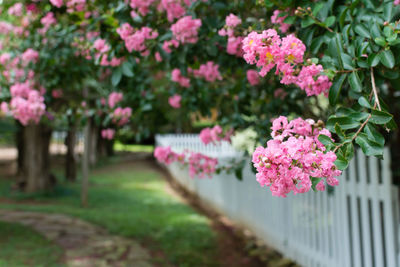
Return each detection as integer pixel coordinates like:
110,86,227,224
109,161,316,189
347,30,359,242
156,134,400,267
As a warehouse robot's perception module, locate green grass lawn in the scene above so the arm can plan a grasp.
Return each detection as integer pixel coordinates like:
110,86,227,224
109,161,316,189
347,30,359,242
113,142,154,153
0,221,63,267
0,159,218,267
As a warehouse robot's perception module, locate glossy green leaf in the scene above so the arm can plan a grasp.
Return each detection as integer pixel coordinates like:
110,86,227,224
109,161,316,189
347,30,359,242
370,109,393,124
358,96,372,108
355,133,384,156
329,74,347,105
348,71,363,92
379,50,395,68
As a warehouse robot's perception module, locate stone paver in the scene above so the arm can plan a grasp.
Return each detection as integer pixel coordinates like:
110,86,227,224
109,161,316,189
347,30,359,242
0,209,153,267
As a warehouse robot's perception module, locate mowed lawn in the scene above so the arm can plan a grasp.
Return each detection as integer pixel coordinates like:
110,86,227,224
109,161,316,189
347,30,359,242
0,157,218,267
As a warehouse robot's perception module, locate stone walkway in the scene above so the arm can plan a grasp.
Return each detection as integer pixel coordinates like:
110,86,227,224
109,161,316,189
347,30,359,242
0,210,154,267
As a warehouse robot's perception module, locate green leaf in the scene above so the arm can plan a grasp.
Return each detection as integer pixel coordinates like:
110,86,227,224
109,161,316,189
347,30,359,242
358,96,372,108
312,3,324,16
379,50,395,68
364,123,385,146
329,74,347,105
301,17,315,28
354,24,371,38
334,158,349,170
355,133,384,156
324,16,336,27
318,134,335,147
370,109,393,124
374,37,387,47
341,53,354,70
121,62,134,77
283,16,296,24
368,53,380,67
327,116,360,131
348,71,363,93
111,69,122,86
335,123,346,139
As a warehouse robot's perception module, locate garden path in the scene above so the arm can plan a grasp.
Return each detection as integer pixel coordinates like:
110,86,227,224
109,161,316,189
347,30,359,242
0,209,153,267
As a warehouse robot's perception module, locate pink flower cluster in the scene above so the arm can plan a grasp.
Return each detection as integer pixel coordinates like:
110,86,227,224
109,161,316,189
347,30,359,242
154,146,218,178
129,0,157,16
40,12,57,32
188,152,218,178
162,39,180,53
171,16,202,44
252,116,341,197
242,30,332,96
112,107,132,126
189,61,222,82
108,92,123,108
159,0,192,22
218,14,243,56
199,125,233,145
395,0,400,5
101,128,115,140
117,24,158,56
246,70,260,86
171,69,190,87
168,94,182,108
5,82,46,125
271,10,290,33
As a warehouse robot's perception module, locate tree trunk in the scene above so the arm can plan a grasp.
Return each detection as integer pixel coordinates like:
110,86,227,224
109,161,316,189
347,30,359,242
81,122,90,207
18,124,54,193
89,120,98,167
15,122,24,178
106,139,114,157
65,123,77,182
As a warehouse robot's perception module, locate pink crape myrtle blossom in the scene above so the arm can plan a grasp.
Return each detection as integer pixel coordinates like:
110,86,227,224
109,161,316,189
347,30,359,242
129,0,157,16
242,30,332,96
154,146,218,178
246,70,260,86
52,89,63,98
101,129,115,140
162,39,180,53
154,146,180,164
108,92,123,108
252,116,341,197
8,3,23,17
112,107,132,126
66,0,86,13
218,14,243,56
395,0,400,5
200,125,233,145
188,152,218,178
41,12,57,30
168,94,181,108
171,16,202,44
50,0,64,8
8,82,46,125
93,39,110,54
159,0,193,22
171,69,190,87
21,49,39,66
117,25,158,55
271,10,290,33
191,61,222,82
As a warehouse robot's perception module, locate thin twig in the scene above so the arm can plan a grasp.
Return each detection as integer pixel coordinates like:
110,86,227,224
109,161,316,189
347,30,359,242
370,68,382,111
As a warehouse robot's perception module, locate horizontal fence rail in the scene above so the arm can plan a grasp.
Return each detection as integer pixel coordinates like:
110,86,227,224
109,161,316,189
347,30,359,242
155,134,400,267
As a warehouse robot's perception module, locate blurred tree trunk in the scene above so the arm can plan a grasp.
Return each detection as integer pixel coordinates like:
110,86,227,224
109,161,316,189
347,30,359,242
17,124,54,192
89,119,98,167
65,122,77,182
15,122,24,177
97,133,114,158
